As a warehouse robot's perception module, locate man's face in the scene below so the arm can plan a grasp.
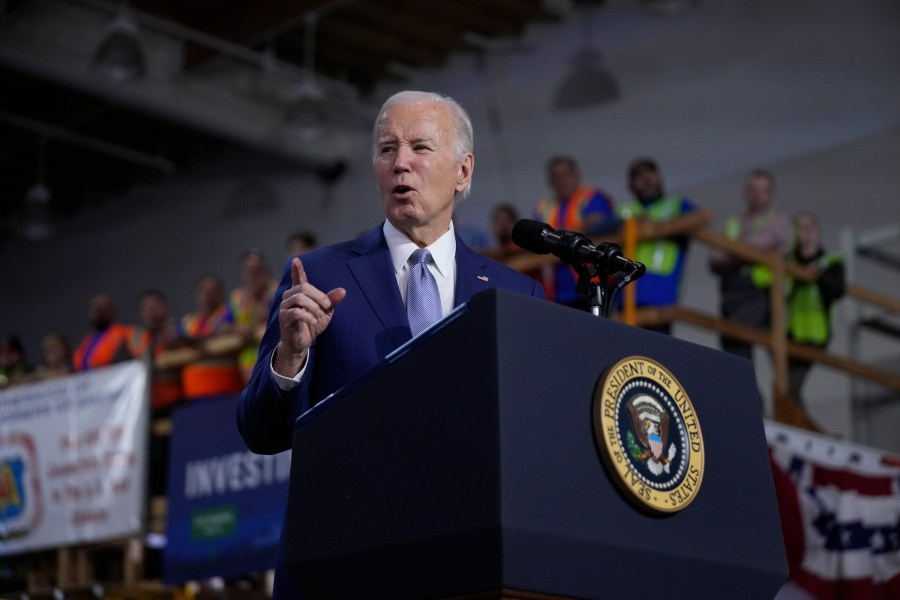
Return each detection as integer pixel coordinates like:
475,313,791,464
493,210,516,245
795,214,820,249
88,294,114,330
0,341,20,369
42,338,68,368
374,101,472,239
241,256,268,290
744,176,774,213
548,162,580,201
140,296,168,330
196,277,223,312
630,167,663,201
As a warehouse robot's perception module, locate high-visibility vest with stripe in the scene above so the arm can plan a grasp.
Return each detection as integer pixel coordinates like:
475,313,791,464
229,284,277,370
180,305,242,399
787,253,843,345
616,196,684,276
73,324,133,371
129,327,184,409
535,186,601,231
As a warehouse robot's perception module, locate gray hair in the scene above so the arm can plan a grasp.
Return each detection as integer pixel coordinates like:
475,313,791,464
372,90,474,202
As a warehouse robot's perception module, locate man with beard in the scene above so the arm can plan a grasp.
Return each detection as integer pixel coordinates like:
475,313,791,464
73,292,134,371
615,158,706,334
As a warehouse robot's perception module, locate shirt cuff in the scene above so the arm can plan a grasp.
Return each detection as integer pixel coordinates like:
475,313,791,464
270,348,309,391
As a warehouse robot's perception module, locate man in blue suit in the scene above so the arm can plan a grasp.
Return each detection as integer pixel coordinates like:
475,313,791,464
236,90,545,595
238,89,545,455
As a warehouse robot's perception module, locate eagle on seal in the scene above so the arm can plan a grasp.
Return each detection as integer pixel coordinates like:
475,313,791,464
627,395,673,473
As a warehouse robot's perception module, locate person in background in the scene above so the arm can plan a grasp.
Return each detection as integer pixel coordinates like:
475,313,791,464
709,169,792,362
230,249,279,384
179,274,242,400
35,332,72,380
485,203,553,298
785,211,845,404
73,293,133,371
615,158,706,334
533,156,617,306
0,334,33,388
129,289,184,410
286,230,318,258
485,203,519,260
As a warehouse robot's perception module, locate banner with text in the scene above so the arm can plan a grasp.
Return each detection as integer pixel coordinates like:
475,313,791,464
0,361,149,555
164,394,291,584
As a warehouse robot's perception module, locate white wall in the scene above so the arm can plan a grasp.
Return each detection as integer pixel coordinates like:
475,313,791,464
3,0,899,448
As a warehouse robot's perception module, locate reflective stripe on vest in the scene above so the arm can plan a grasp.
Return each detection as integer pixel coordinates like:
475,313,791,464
73,324,133,371
536,186,598,231
616,196,683,276
181,305,231,337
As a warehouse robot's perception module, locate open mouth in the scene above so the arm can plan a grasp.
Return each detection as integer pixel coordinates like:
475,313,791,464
392,185,413,195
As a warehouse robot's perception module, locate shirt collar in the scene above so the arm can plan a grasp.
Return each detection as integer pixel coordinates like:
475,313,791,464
383,220,456,279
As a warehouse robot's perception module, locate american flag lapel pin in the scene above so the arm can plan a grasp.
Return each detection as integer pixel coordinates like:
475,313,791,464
477,275,489,282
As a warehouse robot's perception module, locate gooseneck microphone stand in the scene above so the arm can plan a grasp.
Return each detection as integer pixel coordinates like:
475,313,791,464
573,242,645,318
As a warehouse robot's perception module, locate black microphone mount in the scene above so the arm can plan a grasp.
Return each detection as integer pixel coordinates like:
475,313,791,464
511,219,646,318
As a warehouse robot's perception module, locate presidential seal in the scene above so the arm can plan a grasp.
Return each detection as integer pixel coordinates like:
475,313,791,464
592,356,704,514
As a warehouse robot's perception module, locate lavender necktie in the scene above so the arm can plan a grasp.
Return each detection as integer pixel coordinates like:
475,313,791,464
406,249,442,336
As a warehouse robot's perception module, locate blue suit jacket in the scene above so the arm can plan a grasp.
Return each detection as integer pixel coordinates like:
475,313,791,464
236,225,545,455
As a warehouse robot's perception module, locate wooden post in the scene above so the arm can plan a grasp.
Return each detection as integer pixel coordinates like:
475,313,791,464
769,254,789,408
124,536,144,585
57,547,74,588
622,217,638,325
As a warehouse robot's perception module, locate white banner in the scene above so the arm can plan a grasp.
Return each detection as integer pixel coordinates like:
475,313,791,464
0,360,149,555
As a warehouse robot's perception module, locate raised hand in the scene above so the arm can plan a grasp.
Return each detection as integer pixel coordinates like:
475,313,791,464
273,257,346,377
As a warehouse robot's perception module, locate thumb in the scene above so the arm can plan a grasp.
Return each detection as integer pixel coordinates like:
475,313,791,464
326,288,347,311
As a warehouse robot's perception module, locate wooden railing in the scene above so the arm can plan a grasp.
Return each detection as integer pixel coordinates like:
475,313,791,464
139,214,899,433
500,211,900,431
10,218,897,597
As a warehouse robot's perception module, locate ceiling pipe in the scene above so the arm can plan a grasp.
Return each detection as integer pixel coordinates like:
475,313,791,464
0,109,176,173
64,0,357,98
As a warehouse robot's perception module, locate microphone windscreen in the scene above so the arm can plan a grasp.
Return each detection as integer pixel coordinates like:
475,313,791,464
511,219,552,254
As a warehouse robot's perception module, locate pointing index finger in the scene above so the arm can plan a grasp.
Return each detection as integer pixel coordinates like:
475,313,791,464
291,257,308,287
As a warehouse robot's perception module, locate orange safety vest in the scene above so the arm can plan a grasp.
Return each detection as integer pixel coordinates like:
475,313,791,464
535,186,599,231
180,306,243,399
535,186,600,301
73,324,133,372
129,327,184,410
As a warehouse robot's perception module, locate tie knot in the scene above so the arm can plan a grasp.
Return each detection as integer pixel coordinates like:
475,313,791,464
409,249,432,266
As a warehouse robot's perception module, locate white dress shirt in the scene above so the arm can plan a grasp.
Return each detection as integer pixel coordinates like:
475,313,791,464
271,220,457,390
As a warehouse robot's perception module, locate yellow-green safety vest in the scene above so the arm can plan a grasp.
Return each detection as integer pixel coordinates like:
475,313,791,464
723,212,785,288
787,253,843,345
616,196,684,276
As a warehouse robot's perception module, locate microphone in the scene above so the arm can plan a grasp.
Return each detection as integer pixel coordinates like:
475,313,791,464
511,219,644,275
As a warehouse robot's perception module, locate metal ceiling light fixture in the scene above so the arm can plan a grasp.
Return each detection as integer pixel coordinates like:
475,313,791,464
284,12,329,142
92,4,146,83
552,6,620,110
19,139,54,242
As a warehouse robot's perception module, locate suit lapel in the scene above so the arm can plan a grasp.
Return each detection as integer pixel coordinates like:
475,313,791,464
454,236,492,306
347,227,410,347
